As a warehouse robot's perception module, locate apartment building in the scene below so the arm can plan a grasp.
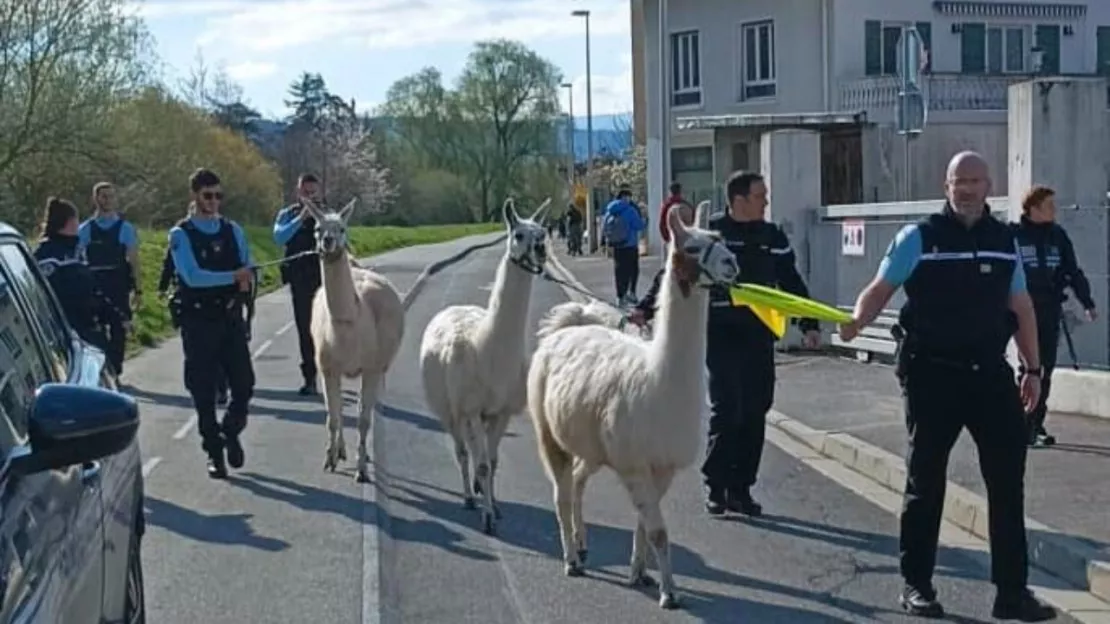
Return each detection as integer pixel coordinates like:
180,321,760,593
632,0,1110,212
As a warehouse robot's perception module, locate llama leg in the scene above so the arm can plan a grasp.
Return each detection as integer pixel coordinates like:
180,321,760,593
482,413,513,520
321,373,344,472
353,374,379,483
462,417,496,534
450,424,475,509
628,518,656,588
571,458,599,563
552,461,585,577
619,471,679,609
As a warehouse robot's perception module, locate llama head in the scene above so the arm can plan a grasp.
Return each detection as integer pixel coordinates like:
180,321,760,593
668,200,738,296
502,197,550,274
303,198,356,262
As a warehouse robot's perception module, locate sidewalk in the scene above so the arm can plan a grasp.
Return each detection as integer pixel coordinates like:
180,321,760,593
549,246,1110,606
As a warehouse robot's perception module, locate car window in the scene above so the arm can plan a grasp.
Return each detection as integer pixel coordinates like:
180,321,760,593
0,244,70,379
0,261,55,457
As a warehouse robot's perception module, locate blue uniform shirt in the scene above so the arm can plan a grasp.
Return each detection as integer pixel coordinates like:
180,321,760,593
877,223,1027,294
273,205,305,246
169,216,251,288
78,214,139,254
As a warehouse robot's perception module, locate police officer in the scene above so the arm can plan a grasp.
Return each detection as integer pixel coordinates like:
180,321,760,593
1012,185,1097,447
79,181,141,378
34,197,124,353
170,168,256,479
700,170,821,518
273,173,322,396
839,152,1054,620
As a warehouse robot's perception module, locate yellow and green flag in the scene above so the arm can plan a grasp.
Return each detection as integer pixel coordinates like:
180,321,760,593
729,283,853,339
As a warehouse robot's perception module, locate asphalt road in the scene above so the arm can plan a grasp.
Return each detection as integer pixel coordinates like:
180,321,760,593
129,235,1073,623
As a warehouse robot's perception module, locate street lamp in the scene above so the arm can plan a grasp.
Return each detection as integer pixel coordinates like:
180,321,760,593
560,82,575,191
571,8,597,252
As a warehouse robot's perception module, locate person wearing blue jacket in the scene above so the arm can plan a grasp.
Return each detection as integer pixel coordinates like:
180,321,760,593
170,168,256,479
272,173,322,396
602,186,645,306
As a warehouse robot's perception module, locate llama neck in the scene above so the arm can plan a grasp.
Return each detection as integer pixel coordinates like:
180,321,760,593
321,253,358,322
650,259,709,382
481,253,534,346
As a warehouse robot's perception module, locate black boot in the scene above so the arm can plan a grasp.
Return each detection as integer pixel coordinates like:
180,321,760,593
900,584,944,618
225,435,245,470
991,589,1056,621
298,378,317,396
207,450,228,479
705,486,727,516
727,488,763,517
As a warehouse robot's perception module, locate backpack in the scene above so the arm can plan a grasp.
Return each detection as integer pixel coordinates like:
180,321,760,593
602,210,629,247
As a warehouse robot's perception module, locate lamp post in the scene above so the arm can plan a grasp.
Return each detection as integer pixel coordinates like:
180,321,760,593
572,9,596,252
560,82,575,194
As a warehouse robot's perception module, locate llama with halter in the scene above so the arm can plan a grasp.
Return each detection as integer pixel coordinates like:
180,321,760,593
304,198,405,483
419,197,551,535
527,201,738,609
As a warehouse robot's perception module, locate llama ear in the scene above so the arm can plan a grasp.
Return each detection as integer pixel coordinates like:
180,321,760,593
338,198,357,223
694,200,711,229
529,197,552,222
301,198,324,222
502,198,520,228
667,201,689,245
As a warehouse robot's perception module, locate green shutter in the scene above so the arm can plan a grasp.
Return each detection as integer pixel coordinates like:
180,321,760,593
865,20,882,76
1035,25,1061,74
960,23,986,74
1098,26,1110,76
915,21,932,71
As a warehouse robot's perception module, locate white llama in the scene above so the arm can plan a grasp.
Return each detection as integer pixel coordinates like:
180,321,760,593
527,202,738,609
419,197,551,535
304,198,405,483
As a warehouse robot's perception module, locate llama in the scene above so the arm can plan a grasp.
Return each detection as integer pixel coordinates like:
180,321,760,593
304,198,405,483
527,201,738,609
419,197,551,535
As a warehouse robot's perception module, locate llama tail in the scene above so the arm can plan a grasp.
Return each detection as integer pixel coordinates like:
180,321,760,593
536,301,624,341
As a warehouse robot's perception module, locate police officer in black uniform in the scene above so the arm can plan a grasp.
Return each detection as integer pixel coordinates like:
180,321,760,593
170,168,256,478
79,182,141,377
273,173,323,396
1011,185,1097,447
34,197,124,353
700,170,821,518
840,152,1055,621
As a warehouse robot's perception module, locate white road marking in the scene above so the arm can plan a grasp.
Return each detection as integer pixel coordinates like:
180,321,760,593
172,334,278,441
172,418,195,440
276,321,295,336
253,339,274,359
142,456,162,478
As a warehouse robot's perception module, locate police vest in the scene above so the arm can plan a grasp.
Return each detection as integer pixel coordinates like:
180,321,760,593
174,218,243,307
1010,219,1066,313
35,236,102,335
899,209,1017,359
282,203,319,283
707,216,784,322
85,219,130,292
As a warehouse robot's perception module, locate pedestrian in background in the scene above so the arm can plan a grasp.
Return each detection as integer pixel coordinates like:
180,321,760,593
601,186,644,306
839,151,1055,621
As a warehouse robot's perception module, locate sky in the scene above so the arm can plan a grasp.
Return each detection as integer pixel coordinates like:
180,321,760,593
130,0,634,126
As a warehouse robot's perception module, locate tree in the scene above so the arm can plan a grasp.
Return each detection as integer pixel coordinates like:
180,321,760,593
319,119,394,217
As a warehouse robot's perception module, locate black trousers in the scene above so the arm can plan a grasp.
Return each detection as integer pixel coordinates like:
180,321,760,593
181,312,255,455
102,282,130,376
899,356,1029,591
702,319,776,491
1028,309,1060,435
290,278,320,384
612,245,640,300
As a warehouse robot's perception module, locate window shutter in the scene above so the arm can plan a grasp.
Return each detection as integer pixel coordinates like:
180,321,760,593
915,21,932,72
960,23,986,74
1097,26,1110,76
1035,24,1061,74
865,20,882,76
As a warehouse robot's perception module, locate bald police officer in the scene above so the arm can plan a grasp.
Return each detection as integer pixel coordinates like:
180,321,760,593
840,152,1055,621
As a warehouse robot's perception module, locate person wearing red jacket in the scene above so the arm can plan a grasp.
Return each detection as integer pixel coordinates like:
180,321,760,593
659,182,687,243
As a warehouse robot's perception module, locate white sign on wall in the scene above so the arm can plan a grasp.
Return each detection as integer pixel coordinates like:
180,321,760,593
841,220,865,256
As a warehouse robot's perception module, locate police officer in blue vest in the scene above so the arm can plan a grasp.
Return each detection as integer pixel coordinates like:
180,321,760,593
78,182,141,378
1011,185,1097,447
273,172,322,396
34,197,124,353
840,152,1055,621
170,168,256,479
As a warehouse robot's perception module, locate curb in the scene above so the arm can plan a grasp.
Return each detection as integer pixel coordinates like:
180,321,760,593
766,409,1110,605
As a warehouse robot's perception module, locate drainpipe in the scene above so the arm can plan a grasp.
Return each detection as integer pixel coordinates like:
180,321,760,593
821,0,831,110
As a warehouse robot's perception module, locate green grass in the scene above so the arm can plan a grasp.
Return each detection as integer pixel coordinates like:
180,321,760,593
128,223,500,355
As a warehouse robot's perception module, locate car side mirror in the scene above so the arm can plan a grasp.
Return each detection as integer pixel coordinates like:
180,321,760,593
10,383,139,476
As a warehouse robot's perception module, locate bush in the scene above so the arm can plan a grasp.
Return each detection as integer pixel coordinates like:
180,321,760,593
128,222,500,353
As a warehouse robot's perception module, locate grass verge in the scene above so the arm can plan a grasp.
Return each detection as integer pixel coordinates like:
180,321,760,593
128,223,500,355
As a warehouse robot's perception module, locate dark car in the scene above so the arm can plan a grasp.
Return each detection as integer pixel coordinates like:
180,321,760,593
0,222,145,622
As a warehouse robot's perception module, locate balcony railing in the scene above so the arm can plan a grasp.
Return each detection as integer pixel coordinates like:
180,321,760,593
839,73,1026,114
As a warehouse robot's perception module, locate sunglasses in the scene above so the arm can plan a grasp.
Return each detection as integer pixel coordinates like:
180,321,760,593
201,191,223,201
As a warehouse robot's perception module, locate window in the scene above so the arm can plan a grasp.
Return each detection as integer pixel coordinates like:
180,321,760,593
0,266,56,456
960,22,1052,74
865,21,933,76
0,244,70,378
740,20,775,99
1098,26,1110,76
671,30,701,107
987,26,1028,73
731,142,751,171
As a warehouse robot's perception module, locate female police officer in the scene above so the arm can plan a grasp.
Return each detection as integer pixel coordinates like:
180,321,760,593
34,197,125,360
840,152,1055,621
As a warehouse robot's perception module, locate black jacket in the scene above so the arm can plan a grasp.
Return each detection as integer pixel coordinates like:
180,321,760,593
34,234,124,347
1010,217,1095,316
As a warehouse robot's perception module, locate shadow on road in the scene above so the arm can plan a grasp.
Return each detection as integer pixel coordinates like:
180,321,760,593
377,402,519,437
144,496,289,552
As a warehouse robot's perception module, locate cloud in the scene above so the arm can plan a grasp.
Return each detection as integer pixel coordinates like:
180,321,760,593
225,60,278,80
134,0,630,53
562,52,633,116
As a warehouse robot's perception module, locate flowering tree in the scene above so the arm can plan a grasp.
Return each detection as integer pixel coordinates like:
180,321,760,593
323,120,395,216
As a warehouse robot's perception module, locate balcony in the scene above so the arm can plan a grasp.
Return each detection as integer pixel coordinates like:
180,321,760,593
838,73,1025,120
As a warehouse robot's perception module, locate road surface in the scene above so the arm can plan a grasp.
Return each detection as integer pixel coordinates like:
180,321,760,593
130,235,1073,623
